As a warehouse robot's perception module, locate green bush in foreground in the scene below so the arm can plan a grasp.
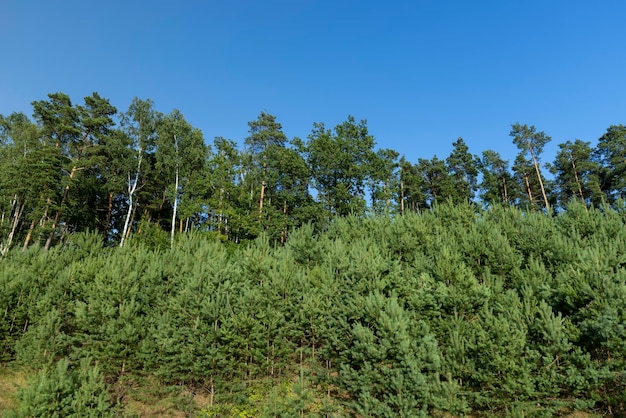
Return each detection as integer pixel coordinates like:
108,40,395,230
14,358,114,417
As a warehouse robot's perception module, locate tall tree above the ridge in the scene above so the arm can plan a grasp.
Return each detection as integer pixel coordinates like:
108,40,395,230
269,137,319,242
398,157,427,214
306,116,376,218
550,139,602,208
118,98,160,247
512,154,543,209
369,148,400,215
478,149,514,206
205,137,245,237
156,109,207,248
446,137,479,204
31,92,117,249
244,112,288,220
593,124,626,202
415,156,456,208
96,127,133,243
0,113,60,254
510,123,551,211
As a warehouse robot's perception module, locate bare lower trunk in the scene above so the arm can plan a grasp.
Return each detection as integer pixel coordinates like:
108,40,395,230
258,180,265,220
280,200,288,245
22,220,36,251
45,166,78,250
170,151,179,249
502,176,509,204
570,153,587,211
524,172,534,206
1,197,23,256
120,149,143,247
103,192,113,239
400,179,405,215
527,142,550,211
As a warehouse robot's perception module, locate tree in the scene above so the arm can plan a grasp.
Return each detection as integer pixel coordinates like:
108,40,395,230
334,292,441,417
593,124,626,202
306,116,376,218
446,138,479,204
156,109,207,248
510,123,551,211
118,98,160,247
269,137,319,242
244,112,288,220
512,153,543,209
31,92,117,249
550,139,602,208
205,137,244,237
398,157,427,214
369,148,400,215
478,149,515,206
415,156,456,207
0,113,61,254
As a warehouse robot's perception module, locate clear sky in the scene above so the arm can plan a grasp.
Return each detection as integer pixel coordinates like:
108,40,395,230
2,1,625,166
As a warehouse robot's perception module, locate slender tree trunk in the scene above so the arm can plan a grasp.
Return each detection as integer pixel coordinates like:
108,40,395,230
136,209,148,235
569,152,587,210
1,197,23,256
33,199,51,247
502,176,509,204
170,135,179,249
400,179,405,215
120,150,143,247
103,192,113,239
527,141,550,211
258,179,266,219
280,200,288,245
45,166,79,250
523,172,534,206
259,157,267,220
22,219,36,251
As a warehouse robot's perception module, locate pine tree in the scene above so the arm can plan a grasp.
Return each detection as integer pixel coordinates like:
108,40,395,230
510,123,551,211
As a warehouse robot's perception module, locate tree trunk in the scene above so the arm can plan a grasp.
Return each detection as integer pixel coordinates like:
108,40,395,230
570,152,587,210
22,219,36,251
280,200,288,245
400,179,405,215
170,135,179,249
120,150,143,247
527,141,550,211
258,180,266,219
502,176,509,204
258,158,267,220
45,166,79,250
523,172,534,206
103,192,113,239
1,197,23,256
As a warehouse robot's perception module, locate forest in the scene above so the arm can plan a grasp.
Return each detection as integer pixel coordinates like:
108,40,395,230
1,92,626,416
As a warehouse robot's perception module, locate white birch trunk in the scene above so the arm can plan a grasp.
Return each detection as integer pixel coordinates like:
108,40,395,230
170,135,179,249
120,148,142,247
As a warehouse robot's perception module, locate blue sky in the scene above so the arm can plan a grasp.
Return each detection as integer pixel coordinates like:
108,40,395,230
2,1,625,166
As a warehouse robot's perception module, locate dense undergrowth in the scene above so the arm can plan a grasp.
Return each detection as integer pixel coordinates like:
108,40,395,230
1,201,625,416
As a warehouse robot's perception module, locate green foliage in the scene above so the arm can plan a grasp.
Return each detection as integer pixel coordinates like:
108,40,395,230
333,292,442,417
2,202,626,415
16,357,114,417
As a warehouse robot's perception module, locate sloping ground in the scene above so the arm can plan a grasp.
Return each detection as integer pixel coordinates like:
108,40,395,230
0,367,27,413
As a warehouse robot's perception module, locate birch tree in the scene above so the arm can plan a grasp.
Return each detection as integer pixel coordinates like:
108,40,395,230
119,98,160,247
156,109,206,248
